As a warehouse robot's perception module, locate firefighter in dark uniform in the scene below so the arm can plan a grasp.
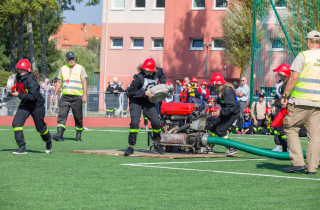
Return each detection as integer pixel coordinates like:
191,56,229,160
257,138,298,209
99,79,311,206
11,59,52,154
209,73,240,155
105,82,115,117
51,52,88,142
125,58,166,156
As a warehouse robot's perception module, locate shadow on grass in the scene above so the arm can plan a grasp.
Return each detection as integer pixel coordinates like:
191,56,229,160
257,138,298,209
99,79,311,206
54,137,77,141
1,149,43,153
256,163,307,174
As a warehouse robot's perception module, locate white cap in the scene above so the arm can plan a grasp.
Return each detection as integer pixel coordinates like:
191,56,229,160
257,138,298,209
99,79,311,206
307,30,320,39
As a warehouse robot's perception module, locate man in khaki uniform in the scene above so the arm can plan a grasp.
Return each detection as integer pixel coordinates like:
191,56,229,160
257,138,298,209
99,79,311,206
281,30,320,175
51,52,88,142
250,92,270,131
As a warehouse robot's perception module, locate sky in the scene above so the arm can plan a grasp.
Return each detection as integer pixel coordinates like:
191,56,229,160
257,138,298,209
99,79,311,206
63,2,102,26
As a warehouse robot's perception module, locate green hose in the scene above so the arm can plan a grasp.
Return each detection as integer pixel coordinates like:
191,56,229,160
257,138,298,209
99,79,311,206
206,136,306,160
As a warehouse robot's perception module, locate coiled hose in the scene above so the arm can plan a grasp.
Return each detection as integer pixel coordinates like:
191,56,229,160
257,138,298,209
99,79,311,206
204,136,306,160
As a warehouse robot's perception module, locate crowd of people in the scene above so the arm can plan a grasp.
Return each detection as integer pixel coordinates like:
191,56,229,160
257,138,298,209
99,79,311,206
7,30,320,175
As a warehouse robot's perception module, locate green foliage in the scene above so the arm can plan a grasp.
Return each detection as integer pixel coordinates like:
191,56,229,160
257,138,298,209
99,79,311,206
51,46,99,86
221,0,268,73
0,70,14,87
87,35,101,58
282,0,320,54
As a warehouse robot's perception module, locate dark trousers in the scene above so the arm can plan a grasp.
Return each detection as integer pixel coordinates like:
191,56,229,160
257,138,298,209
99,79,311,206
57,95,83,129
273,107,287,150
12,105,51,146
105,93,115,116
242,126,255,134
211,112,240,137
229,126,239,134
128,102,161,146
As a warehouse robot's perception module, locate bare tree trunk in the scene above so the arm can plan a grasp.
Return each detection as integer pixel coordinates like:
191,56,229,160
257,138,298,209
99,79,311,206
18,13,25,61
26,12,39,72
40,5,47,79
9,15,16,72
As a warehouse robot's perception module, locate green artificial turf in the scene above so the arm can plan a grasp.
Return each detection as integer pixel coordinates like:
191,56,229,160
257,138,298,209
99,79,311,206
0,126,319,210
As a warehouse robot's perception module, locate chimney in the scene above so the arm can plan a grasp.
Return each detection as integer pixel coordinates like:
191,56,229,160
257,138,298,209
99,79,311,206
92,23,97,26
68,22,72,24
83,23,87,33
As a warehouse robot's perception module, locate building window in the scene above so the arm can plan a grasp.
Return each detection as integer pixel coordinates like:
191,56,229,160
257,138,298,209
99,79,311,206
155,0,165,8
86,41,89,44
111,37,123,49
192,0,205,9
134,0,145,8
152,38,164,50
190,38,204,50
270,38,285,51
275,0,287,8
113,0,125,9
212,38,226,50
64,39,68,42
214,0,227,9
131,38,144,49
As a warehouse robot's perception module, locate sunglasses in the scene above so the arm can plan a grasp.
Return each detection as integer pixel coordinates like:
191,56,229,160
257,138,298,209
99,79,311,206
241,80,245,81
68,58,75,61
259,96,264,98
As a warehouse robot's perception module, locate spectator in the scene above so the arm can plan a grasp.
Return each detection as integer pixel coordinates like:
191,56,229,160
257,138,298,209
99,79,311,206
40,78,54,97
236,77,250,117
105,81,115,117
176,77,191,92
250,92,271,128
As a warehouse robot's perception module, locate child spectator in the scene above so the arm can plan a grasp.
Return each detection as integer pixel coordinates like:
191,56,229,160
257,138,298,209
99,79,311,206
199,80,210,102
239,107,255,135
206,98,215,113
256,107,274,135
179,81,189,103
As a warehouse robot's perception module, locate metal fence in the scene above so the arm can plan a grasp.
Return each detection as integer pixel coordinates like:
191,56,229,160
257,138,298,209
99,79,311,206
1,87,277,117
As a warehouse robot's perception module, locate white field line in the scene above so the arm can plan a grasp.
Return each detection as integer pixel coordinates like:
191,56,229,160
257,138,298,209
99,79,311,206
125,164,320,181
122,159,320,181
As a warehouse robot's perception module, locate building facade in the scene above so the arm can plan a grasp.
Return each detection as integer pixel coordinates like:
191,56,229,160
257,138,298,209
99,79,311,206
50,23,102,50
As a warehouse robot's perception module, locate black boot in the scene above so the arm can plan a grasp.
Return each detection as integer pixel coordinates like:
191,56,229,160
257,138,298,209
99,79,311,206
124,146,134,156
154,143,165,155
76,130,82,141
51,127,65,141
12,145,27,155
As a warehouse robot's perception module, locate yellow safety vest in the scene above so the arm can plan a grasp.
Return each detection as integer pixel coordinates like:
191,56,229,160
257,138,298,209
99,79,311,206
61,64,83,96
188,86,197,97
291,50,320,101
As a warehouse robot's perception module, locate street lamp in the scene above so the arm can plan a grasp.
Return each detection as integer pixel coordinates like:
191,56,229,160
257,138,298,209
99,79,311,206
203,44,212,82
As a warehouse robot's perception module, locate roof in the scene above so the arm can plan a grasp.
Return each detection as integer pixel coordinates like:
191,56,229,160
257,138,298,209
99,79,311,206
51,23,102,47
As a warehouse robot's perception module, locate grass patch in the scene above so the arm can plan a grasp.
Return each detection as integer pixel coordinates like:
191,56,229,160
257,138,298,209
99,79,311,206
0,126,319,209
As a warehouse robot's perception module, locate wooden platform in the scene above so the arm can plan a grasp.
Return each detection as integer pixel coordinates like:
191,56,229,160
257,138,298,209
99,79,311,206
70,149,243,159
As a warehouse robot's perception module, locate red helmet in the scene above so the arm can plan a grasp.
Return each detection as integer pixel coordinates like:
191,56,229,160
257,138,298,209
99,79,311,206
266,107,272,113
273,63,291,77
244,107,250,113
166,81,172,86
208,97,214,103
190,76,198,83
181,81,188,86
209,73,227,85
201,80,208,86
16,59,31,72
141,58,156,72
209,107,218,112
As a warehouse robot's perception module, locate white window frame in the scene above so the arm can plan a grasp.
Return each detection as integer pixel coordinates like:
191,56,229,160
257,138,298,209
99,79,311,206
274,0,287,9
269,38,285,52
212,0,228,10
153,0,165,10
151,38,164,50
64,39,68,43
132,0,146,10
111,0,125,10
189,38,204,50
110,37,123,49
131,37,144,50
211,38,226,51
191,0,205,10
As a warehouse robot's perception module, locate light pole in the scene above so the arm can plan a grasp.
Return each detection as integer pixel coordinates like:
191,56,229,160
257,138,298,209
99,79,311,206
203,44,212,82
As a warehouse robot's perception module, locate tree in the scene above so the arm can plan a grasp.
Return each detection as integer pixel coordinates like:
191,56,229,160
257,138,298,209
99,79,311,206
51,46,99,86
282,0,320,54
221,0,268,84
87,35,101,58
